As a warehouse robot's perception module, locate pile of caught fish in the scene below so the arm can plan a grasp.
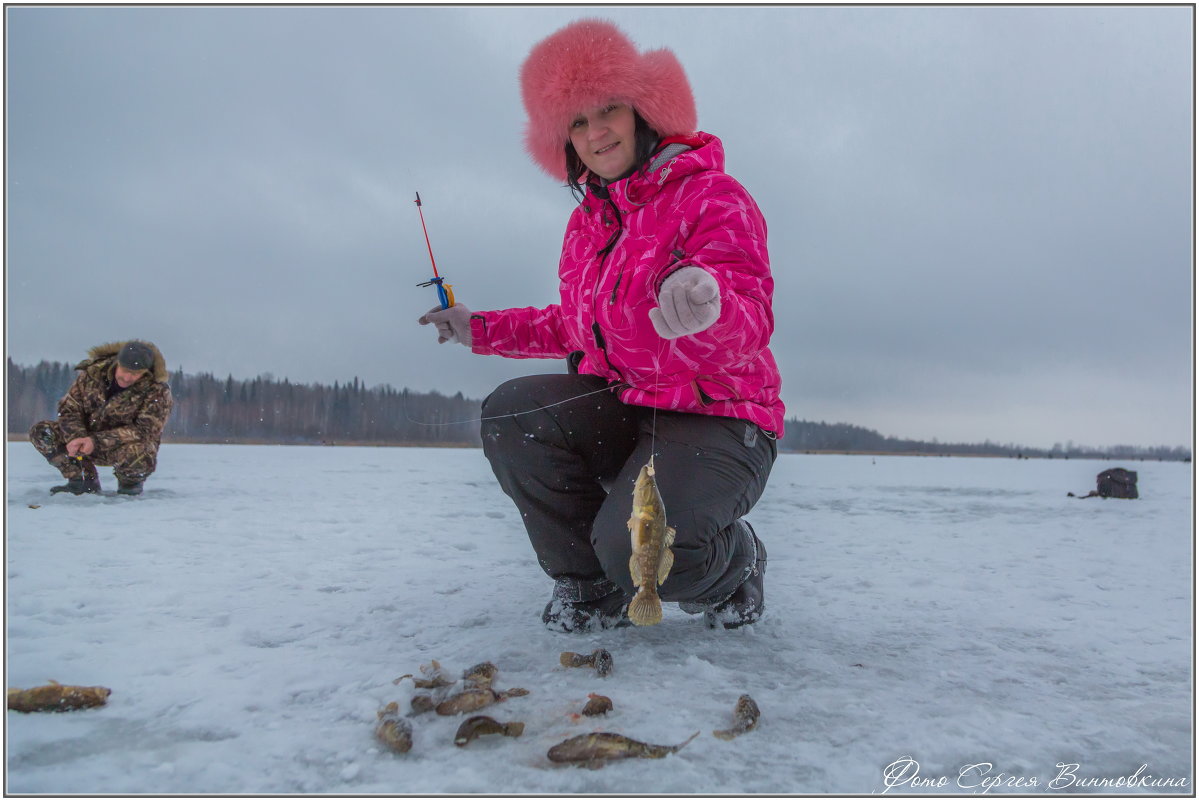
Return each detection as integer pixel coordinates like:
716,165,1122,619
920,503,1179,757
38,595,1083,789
376,659,529,753
376,652,759,768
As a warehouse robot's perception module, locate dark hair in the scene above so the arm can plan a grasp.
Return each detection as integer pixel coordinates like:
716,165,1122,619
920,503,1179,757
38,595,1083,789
564,110,661,201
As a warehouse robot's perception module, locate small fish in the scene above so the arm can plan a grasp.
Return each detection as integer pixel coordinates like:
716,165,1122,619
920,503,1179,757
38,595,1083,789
7,680,111,713
580,693,613,717
453,714,525,747
375,701,413,753
409,694,437,715
627,462,675,626
462,661,499,688
435,687,528,716
547,731,699,768
27,504,40,510
559,648,613,677
395,659,453,689
713,694,760,740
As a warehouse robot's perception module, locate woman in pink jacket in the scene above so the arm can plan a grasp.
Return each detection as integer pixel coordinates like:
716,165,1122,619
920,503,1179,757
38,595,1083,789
420,19,784,631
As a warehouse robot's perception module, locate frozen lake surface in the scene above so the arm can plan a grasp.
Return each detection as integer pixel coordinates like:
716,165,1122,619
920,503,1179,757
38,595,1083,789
5,443,1193,794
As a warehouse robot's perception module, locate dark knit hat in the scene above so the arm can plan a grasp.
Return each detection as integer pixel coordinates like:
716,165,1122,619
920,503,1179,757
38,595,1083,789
117,341,155,372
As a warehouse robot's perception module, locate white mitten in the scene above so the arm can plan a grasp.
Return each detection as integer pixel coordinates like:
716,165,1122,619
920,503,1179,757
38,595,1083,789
649,267,721,339
418,303,473,346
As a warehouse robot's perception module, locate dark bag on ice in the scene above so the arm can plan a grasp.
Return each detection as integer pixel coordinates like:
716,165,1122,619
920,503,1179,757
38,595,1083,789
1096,467,1138,499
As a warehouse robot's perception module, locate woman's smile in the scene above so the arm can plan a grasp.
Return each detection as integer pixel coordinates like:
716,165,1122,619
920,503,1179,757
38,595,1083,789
569,102,637,181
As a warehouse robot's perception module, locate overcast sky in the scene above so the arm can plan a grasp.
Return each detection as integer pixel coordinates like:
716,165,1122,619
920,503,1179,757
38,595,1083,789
5,5,1193,449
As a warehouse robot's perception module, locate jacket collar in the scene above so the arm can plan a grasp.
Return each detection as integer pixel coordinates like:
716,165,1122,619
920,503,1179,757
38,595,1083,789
589,131,723,212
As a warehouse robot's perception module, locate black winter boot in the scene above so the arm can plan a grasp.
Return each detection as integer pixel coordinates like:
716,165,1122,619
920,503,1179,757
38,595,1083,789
117,480,144,496
50,476,102,495
680,521,767,629
542,589,631,633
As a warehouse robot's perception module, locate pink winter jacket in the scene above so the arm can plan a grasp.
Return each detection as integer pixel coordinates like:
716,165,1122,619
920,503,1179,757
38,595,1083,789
470,132,785,437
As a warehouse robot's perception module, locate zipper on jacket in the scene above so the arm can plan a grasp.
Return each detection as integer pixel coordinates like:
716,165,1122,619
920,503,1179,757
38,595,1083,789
599,199,624,305
590,195,626,382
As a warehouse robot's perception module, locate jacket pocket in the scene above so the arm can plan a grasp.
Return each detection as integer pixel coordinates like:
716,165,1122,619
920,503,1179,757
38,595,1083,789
692,375,739,406
653,248,689,295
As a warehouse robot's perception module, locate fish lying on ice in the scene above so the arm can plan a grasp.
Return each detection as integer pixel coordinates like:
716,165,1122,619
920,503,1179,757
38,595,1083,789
374,702,413,753
627,462,676,626
7,681,111,713
547,730,698,768
712,694,760,740
435,686,529,716
462,661,499,688
394,659,453,689
580,693,613,717
559,648,613,677
453,714,525,746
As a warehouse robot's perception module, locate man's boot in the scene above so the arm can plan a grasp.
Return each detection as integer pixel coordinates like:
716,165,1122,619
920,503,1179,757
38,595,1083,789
51,458,101,495
117,479,144,496
50,476,102,495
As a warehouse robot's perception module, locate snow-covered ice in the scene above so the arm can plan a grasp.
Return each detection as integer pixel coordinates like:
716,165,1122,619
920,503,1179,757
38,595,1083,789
5,443,1193,794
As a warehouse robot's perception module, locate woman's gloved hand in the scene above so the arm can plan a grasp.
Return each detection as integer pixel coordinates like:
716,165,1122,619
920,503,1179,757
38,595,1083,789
649,267,721,339
418,303,473,346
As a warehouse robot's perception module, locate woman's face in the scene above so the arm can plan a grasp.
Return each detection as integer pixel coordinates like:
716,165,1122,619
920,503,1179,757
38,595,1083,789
568,102,637,181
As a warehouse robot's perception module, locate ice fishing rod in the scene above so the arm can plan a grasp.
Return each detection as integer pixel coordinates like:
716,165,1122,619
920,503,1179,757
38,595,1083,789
413,192,455,310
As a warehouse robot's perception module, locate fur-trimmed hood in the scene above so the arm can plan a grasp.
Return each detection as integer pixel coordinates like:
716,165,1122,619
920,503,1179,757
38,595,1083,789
82,341,170,383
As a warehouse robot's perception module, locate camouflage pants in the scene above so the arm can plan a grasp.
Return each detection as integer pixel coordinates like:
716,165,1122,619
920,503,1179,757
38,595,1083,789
29,420,159,484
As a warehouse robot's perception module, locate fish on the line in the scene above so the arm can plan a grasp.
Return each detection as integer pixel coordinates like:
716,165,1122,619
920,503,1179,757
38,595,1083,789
712,694,760,740
627,462,676,626
547,730,699,768
453,714,525,746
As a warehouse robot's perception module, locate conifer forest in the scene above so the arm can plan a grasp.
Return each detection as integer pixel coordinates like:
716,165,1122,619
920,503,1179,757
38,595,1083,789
6,358,1190,461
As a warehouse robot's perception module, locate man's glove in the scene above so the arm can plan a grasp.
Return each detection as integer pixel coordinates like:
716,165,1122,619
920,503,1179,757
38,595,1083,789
649,267,721,339
418,303,473,346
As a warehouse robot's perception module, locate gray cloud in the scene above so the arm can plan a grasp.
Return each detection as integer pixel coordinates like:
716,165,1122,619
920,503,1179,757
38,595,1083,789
5,5,1192,448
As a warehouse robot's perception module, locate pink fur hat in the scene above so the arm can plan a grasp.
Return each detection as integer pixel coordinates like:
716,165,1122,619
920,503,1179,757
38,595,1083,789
519,18,697,181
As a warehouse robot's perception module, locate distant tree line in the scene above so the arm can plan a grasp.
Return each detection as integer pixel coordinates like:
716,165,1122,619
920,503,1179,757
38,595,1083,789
6,358,1190,460
780,418,1191,462
6,358,480,446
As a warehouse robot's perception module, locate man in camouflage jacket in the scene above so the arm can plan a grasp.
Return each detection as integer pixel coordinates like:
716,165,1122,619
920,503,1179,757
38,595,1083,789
30,340,173,496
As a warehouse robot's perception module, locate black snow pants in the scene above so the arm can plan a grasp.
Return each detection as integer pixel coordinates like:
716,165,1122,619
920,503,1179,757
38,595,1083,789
480,373,776,606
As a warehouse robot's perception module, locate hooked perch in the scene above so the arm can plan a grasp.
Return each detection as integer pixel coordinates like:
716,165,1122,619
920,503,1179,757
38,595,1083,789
627,461,676,626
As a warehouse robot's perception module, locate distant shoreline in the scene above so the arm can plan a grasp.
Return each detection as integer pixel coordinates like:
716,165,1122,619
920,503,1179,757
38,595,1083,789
7,433,1183,461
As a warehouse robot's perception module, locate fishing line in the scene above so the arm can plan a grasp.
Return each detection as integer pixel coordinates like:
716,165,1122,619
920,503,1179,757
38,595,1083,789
402,381,631,427
647,336,667,472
